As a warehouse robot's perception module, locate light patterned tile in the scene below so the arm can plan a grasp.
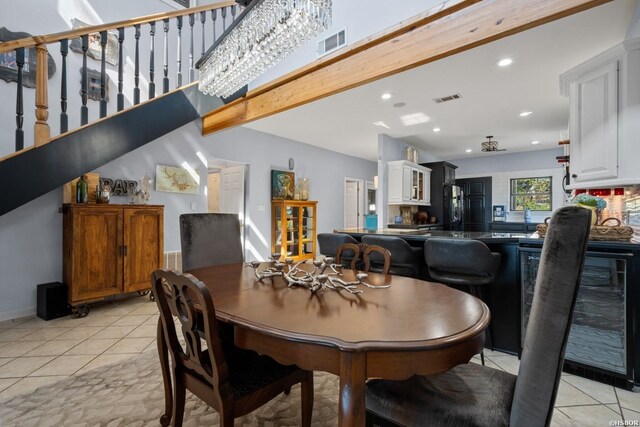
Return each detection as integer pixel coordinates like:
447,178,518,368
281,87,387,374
129,304,159,316
606,404,621,415
126,324,157,338
559,404,621,425
29,355,96,376
111,315,151,327
81,315,121,327
0,375,68,400
23,340,83,357
142,340,158,354
90,325,137,339
0,317,31,329
143,314,160,326
104,338,154,354
555,381,600,407
64,339,119,355
562,375,617,404
0,358,13,368
75,354,131,375
53,326,104,341
39,316,89,328
0,328,39,342
99,305,139,316
11,317,48,329
621,407,640,423
550,408,575,427
0,377,20,393
0,341,47,358
18,327,72,341
0,356,55,378
616,388,640,412
487,354,520,375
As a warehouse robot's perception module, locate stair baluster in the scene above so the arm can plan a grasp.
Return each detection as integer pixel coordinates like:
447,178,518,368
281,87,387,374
99,31,108,118
200,11,206,58
80,35,89,126
134,24,141,105
34,44,50,146
163,19,170,94
222,7,227,32
189,13,195,84
231,5,237,25
59,41,68,134
211,9,217,45
176,16,183,88
117,28,125,111
149,22,156,100
15,48,25,151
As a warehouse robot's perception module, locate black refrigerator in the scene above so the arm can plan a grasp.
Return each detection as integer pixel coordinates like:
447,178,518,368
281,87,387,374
420,162,464,230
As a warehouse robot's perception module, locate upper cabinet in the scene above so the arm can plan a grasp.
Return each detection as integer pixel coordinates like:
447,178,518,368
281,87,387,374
387,160,431,205
560,39,640,188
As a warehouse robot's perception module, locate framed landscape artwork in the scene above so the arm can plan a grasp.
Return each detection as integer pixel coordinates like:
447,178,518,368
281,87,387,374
155,164,199,194
271,170,295,200
0,27,56,87
69,19,119,65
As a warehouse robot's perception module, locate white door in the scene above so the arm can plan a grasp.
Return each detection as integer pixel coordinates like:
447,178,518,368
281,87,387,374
220,165,245,218
345,180,359,228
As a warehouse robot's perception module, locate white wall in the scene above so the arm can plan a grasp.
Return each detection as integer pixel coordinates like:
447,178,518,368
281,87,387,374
452,148,571,223
0,122,375,321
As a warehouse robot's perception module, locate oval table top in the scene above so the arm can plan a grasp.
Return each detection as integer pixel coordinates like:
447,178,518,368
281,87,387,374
187,262,490,352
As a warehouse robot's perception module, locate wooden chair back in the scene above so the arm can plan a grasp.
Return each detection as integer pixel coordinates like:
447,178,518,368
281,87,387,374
363,244,392,275
336,242,361,270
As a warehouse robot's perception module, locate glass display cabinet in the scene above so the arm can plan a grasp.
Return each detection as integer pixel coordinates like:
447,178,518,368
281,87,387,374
271,200,317,262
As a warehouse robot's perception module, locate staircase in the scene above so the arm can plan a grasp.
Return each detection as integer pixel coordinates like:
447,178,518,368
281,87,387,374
0,2,241,216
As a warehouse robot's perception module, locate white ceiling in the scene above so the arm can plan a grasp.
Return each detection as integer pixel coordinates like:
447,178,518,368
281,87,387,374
244,0,635,162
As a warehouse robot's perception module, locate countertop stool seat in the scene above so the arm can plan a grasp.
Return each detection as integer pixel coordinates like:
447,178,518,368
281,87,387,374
361,235,424,278
424,238,501,365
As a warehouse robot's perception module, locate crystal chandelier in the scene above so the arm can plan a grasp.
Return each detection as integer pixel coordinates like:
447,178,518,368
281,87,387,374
197,0,332,98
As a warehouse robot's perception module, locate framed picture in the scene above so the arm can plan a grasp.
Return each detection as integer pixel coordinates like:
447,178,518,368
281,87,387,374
69,19,119,66
80,67,109,101
155,164,199,194
0,27,56,87
271,170,295,200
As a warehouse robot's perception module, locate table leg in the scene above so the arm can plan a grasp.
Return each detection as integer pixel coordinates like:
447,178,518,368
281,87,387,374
339,351,367,427
157,318,173,426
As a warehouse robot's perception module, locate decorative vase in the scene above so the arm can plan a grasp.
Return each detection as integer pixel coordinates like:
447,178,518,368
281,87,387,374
576,203,598,225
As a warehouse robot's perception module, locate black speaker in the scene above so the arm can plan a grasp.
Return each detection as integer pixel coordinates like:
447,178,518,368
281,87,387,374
37,282,70,320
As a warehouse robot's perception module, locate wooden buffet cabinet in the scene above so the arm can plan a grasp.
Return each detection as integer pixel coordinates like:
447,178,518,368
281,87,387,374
62,204,164,315
271,200,317,262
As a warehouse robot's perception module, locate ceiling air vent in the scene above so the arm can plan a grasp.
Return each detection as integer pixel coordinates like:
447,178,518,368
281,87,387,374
317,28,347,58
432,93,463,104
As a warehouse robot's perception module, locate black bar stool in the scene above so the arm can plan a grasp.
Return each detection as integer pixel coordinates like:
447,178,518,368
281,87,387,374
317,233,359,268
424,238,501,365
361,235,424,278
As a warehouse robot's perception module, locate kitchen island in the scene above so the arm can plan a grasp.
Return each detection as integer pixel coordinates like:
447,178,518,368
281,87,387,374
333,228,640,389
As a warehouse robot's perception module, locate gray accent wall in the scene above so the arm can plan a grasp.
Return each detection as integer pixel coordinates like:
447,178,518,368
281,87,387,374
0,123,375,321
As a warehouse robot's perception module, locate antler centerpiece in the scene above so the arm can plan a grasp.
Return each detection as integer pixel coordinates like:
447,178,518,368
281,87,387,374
248,254,390,294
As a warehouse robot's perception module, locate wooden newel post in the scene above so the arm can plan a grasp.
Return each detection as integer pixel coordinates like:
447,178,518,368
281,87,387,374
34,44,50,146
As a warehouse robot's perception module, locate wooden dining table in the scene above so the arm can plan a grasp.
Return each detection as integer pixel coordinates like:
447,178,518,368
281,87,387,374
157,262,490,427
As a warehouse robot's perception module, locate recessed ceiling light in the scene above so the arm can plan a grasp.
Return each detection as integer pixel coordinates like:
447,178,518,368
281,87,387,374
519,111,532,117
381,93,393,100
372,121,390,129
433,127,441,133
531,140,540,145
400,113,430,126
465,149,472,153
497,58,513,67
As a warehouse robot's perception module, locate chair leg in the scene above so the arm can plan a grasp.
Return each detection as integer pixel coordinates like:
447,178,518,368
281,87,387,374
301,371,314,427
157,320,173,426
171,372,186,427
470,285,489,365
219,408,234,427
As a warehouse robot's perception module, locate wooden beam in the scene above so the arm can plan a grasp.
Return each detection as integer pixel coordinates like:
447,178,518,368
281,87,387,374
202,0,611,135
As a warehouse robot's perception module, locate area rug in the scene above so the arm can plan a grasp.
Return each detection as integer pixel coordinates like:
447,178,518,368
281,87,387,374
0,351,340,426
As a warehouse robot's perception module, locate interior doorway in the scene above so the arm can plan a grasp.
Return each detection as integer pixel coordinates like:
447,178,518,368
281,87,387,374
207,159,248,256
344,178,364,229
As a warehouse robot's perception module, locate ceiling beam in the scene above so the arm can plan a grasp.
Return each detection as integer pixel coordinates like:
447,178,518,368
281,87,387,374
201,0,611,135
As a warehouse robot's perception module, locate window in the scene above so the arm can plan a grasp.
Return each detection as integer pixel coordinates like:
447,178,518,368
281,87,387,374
510,177,552,211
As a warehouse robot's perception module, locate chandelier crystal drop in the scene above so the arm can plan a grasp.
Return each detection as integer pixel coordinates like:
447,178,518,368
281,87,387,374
198,0,332,98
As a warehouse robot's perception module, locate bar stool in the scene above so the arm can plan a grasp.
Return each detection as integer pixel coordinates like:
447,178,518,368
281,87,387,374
317,233,359,268
361,235,424,278
424,238,501,365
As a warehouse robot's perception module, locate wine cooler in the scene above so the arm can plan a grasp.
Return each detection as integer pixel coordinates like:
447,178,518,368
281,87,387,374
520,247,633,389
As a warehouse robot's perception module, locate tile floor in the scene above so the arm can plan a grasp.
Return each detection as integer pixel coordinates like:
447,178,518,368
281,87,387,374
0,296,639,425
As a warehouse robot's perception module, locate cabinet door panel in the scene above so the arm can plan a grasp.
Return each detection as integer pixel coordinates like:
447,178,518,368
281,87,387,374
570,61,618,182
71,208,122,302
124,208,163,292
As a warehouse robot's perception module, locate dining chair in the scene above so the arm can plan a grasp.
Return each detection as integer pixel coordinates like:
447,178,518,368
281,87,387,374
365,206,592,427
362,244,392,274
317,233,359,268
336,242,362,270
424,238,501,365
361,235,424,278
179,213,243,271
152,269,314,427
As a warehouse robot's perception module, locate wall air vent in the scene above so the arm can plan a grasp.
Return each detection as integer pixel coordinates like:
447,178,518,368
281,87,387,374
317,28,347,58
433,93,463,104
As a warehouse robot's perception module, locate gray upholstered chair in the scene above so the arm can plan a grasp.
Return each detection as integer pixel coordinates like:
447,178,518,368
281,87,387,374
179,213,243,271
424,238,501,364
317,233,359,268
365,206,592,427
361,235,424,278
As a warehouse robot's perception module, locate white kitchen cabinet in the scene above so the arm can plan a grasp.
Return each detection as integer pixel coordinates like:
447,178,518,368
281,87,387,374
387,160,431,205
560,39,640,188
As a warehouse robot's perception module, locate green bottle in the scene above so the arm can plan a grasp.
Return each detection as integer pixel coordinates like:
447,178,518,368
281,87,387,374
76,175,88,203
